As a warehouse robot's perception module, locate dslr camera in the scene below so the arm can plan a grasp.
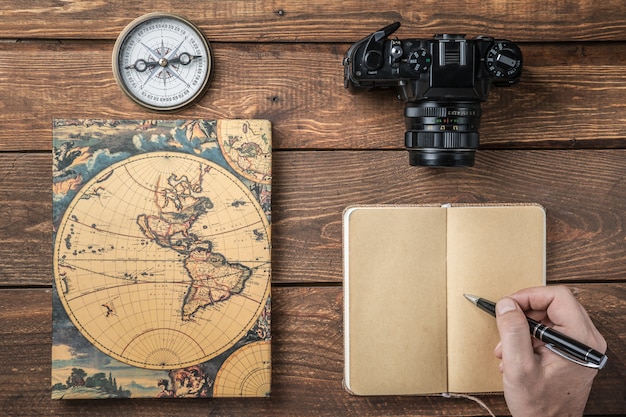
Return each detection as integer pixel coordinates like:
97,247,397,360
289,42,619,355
343,22,523,167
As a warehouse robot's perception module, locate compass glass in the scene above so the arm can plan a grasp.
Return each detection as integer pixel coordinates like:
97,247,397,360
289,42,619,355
113,13,213,111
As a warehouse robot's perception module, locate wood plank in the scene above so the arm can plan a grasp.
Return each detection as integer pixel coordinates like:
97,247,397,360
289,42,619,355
2,150,625,287
0,285,623,415
1,42,626,152
1,0,626,42
273,150,626,285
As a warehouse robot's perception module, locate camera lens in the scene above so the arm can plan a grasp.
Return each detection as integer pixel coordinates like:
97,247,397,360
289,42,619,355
404,101,481,167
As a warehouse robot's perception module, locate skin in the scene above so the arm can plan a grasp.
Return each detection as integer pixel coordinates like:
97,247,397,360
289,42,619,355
494,286,607,417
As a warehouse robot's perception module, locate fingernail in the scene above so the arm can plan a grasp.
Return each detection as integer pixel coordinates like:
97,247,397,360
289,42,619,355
496,297,517,315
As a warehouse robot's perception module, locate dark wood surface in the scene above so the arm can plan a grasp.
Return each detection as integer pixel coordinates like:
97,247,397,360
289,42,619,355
1,1,625,415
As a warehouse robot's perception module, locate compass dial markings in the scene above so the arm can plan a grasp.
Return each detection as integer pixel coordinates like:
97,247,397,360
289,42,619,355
112,13,213,111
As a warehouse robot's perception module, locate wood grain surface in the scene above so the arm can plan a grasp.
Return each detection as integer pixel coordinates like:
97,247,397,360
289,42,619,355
1,0,625,415
1,0,626,41
2,150,626,287
1,42,626,151
1,285,625,416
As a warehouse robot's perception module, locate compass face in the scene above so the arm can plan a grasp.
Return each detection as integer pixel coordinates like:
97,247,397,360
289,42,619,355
113,13,213,111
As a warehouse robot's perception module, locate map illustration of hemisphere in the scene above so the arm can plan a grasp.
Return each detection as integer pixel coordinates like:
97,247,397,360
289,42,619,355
217,120,272,185
54,150,271,370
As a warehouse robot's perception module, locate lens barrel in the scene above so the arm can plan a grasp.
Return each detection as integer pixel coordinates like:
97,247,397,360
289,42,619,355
404,101,482,167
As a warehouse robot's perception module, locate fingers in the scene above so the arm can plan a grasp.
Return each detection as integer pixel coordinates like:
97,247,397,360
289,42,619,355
495,297,537,374
507,286,607,353
494,341,502,359
495,338,540,359
508,286,579,321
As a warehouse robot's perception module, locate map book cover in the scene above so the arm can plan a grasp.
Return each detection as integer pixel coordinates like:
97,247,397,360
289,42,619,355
343,204,545,396
52,119,272,399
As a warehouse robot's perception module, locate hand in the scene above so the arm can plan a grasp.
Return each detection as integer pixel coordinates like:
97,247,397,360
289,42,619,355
494,286,607,417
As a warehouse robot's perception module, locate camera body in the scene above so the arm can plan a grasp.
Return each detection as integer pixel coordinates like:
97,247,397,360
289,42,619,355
343,22,523,167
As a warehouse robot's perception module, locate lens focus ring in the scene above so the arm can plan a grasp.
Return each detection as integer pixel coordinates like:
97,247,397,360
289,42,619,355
405,131,479,149
404,106,480,118
405,106,449,118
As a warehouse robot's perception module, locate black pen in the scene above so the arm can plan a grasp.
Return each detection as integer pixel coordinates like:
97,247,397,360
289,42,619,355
464,294,608,369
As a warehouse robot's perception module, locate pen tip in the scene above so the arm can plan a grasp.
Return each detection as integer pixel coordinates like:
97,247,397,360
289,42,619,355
463,294,479,304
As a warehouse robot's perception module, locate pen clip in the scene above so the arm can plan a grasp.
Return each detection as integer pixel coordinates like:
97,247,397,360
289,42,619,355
544,343,608,370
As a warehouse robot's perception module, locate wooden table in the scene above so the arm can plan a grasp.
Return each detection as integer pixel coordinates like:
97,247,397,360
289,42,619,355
1,1,625,415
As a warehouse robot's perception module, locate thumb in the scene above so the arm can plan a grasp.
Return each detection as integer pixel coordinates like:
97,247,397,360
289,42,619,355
495,297,536,373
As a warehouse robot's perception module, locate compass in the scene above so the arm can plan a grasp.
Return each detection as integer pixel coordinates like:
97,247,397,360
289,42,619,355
112,13,214,111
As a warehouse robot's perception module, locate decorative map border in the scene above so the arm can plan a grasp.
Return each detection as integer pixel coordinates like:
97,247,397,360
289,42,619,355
52,119,272,399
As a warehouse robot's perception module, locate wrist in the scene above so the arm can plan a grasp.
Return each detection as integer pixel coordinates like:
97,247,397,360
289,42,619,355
505,370,593,417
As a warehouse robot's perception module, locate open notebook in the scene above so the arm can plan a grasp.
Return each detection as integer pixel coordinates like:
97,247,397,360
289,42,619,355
343,204,545,395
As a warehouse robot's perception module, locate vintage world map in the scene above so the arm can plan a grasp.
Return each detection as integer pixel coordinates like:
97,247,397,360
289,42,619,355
54,150,271,370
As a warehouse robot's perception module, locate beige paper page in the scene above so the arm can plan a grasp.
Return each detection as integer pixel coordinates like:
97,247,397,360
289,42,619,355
446,205,546,393
344,206,448,395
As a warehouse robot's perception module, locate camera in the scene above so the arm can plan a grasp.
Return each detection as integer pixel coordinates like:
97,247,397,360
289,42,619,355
343,22,523,167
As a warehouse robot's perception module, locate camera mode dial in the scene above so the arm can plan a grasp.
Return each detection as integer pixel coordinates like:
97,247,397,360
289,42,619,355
485,41,522,80
406,48,431,73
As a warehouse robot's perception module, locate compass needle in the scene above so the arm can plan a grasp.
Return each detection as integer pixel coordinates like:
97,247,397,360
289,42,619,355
113,13,213,111
167,39,186,60
140,41,162,60
142,65,160,88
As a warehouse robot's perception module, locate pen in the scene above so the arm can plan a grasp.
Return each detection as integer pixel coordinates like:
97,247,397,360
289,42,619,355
463,294,608,370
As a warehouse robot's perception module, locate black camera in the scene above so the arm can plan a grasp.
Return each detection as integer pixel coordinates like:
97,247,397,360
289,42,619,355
343,22,522,167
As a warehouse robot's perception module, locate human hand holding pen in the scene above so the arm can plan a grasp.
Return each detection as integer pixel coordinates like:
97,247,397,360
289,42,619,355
494,286,607,417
